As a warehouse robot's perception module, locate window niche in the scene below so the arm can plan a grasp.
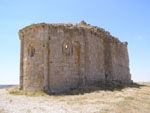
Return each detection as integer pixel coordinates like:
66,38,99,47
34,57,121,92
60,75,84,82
62,40,73,56
28,45,35,57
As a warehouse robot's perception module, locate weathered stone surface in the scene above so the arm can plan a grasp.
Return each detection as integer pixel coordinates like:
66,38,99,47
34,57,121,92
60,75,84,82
19,21,131,93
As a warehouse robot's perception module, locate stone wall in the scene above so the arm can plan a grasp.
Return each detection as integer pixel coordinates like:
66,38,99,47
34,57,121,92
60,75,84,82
19,21,131,93
111,41,131,82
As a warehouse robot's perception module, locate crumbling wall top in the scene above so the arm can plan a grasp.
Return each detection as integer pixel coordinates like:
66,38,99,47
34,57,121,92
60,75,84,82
18,21,128,45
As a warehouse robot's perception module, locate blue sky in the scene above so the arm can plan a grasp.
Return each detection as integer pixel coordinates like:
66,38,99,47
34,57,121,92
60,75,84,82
0,0,150,84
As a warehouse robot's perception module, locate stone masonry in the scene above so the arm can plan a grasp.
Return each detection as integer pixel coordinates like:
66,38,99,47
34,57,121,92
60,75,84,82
19,21,131,94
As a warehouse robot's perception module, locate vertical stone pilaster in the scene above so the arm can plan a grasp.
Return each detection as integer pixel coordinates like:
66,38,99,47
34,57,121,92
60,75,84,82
19,37,24,90
43,42,49,92
83,32,89,85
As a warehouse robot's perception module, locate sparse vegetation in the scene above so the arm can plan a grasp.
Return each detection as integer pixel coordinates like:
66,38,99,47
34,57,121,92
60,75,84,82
62,81,143,95
7,86,47,96
55,82,150,113
2,82,150,113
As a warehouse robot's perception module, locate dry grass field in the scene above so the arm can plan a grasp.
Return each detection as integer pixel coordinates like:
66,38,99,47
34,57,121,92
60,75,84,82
0,82,150,113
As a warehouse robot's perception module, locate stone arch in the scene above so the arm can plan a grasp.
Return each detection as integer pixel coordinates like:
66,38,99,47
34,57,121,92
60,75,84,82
62,40,73,56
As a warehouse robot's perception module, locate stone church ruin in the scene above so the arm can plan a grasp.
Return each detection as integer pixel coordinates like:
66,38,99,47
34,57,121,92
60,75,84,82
19,21,131,93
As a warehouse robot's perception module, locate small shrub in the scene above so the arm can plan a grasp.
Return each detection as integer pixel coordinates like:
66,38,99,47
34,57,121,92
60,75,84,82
7,86,47,96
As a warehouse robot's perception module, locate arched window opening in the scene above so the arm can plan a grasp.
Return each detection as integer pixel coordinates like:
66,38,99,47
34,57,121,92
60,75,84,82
62,40,72,56
65,44,68,48
28,45,35,57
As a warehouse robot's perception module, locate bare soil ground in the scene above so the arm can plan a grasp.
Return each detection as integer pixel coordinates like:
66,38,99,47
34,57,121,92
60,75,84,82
0,82,150,113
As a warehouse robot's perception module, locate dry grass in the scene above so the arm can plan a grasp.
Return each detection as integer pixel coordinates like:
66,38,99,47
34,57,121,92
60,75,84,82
53,82,150,113
6,82,150,113
7,86,47,96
